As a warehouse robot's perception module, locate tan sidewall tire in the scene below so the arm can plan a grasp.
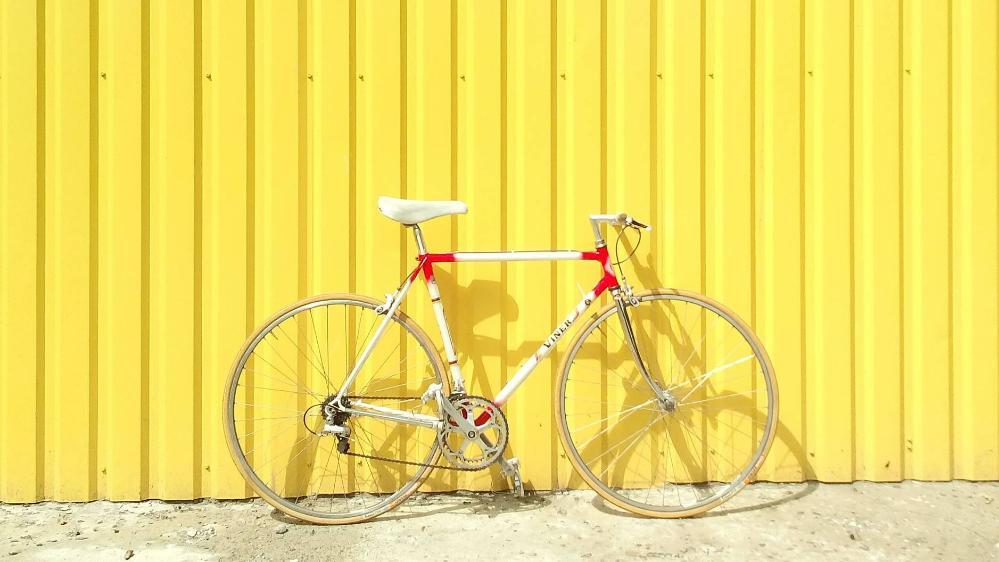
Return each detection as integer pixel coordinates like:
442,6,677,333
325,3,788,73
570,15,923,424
223,293,451,525
554,288,779,518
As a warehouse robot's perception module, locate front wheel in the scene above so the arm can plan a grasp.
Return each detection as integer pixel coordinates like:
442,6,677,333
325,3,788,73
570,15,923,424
555,289,778,518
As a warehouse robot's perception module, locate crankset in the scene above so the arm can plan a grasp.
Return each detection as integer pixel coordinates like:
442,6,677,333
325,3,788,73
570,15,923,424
437,395,509,471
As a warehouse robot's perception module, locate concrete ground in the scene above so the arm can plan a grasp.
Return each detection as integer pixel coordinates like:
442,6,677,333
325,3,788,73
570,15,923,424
1,481,997,561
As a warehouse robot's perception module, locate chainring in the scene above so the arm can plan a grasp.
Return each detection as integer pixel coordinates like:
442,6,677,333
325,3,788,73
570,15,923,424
437,395,508,471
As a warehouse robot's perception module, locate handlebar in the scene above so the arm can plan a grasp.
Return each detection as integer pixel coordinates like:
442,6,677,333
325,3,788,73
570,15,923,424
588,213,652,246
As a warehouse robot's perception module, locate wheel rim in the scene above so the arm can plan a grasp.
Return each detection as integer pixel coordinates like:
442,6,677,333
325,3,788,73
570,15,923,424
559,291,777,515
224,297,447,522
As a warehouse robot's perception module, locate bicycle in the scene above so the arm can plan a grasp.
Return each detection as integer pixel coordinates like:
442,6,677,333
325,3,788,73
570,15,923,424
223,196,778,524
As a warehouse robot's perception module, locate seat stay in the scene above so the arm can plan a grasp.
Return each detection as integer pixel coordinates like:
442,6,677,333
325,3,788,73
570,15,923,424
331,270,419,405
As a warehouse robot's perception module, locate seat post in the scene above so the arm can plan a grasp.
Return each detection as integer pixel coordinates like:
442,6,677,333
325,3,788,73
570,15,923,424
411,224,429,255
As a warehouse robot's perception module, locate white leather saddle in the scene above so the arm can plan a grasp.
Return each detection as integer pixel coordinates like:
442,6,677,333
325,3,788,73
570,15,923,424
378,196,468,225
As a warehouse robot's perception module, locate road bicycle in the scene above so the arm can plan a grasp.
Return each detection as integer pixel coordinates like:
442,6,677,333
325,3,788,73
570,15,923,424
224,197,778,524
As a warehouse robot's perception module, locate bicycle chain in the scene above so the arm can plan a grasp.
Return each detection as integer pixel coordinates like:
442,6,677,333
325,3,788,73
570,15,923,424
338,395,485,472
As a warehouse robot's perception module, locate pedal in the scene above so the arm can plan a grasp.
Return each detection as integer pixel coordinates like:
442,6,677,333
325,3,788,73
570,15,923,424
498,457,524,497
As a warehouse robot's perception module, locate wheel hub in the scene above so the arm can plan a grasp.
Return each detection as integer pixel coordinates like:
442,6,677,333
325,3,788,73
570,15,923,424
659,390,678,413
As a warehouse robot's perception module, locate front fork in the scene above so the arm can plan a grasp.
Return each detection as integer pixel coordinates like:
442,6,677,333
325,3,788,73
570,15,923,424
612,287,678,412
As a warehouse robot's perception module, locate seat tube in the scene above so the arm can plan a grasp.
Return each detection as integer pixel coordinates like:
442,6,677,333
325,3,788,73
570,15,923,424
414,227,466,394
424,270,466,393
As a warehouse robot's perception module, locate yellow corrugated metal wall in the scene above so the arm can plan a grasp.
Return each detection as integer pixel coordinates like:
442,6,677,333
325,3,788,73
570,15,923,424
1,0,997,502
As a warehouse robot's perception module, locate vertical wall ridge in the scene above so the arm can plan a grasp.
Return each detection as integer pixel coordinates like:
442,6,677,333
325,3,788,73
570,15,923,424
896,0,906,481
191,0,204,497
139,0,151,498
945,0,956,478
847,0,857,480
797,0,809,478
35,0,49,500
87,0,101,500
348,0,356,294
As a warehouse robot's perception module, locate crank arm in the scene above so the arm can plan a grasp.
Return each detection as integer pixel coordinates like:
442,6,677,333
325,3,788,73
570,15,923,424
425,384,484,434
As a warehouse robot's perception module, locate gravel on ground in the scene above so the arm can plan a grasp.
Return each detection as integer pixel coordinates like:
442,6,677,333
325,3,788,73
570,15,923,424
1,481,997,561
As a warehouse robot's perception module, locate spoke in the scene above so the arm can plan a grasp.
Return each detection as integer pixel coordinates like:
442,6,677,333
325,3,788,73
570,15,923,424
242,364,321,400
671,416,744,474
681,389,759,407
593,415,662,481
352,422,404,510
252,346,324,401
686,412,767,444
351,311,379,368
670,324,711,387
332,438,350,512
272,434,321,481
238,382,316,396
664,424,682,507
241,420,305,458
355,344,406,394
571,398,658,433
591,325,647,388
255,432,315,473
569,361,645,393
343,304,349,380
232,401,306,414
275,323,334,393
237,416,298,440
307,308,331,395
326,305,331,392
674,354,755,400
359,375,430,397
573,400,655,452
666,299,704,388
235,413,318,423
681,412,738,494
299,441,335,505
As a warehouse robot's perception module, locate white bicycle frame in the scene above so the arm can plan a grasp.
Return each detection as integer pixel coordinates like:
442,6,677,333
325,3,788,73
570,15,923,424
334,214,653,428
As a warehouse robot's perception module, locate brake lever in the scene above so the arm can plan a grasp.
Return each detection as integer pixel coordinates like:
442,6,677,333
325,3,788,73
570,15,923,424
628,218,652,231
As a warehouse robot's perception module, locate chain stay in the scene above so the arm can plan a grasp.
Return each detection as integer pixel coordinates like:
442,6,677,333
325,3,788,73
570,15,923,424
338,395,486,472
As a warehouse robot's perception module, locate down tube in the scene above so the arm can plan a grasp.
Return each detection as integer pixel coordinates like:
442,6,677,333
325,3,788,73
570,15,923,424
493,289,601,406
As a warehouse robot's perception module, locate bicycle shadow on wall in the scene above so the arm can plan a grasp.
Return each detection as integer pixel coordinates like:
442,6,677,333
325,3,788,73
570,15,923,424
569,245,816,518
360,266,553,521
420,266,526,495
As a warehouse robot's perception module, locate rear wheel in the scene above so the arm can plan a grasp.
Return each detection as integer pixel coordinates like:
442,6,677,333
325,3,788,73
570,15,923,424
223,294,450,524
555,289,778,518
